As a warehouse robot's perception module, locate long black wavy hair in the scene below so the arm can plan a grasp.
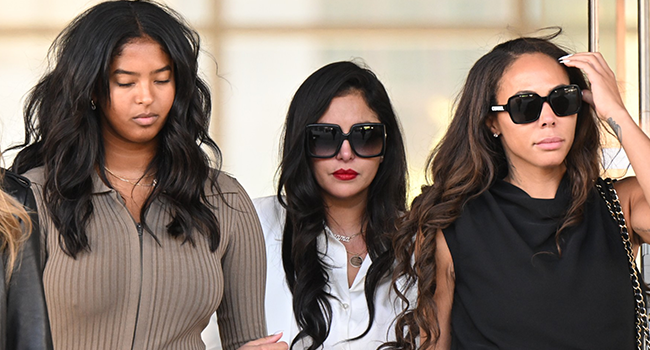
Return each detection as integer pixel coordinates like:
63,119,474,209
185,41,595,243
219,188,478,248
12,0,222,258
277,61,408,349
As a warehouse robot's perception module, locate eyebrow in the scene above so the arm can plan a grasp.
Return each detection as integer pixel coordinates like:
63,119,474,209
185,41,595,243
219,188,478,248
514,84,570,96
113,65,172,76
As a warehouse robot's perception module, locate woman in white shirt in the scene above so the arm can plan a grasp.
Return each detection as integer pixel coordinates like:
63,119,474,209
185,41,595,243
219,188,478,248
260,61,409,350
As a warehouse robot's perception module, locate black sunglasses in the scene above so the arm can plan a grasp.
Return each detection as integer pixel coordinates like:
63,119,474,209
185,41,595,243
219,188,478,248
306,123,386,158
490,84,582,124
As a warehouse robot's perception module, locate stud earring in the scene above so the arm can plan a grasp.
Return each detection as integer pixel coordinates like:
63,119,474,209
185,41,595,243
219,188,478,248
493,133,500,138
90,100,96,110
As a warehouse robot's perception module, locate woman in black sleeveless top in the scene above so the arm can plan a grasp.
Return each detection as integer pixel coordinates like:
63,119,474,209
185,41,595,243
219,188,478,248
387,33,650,350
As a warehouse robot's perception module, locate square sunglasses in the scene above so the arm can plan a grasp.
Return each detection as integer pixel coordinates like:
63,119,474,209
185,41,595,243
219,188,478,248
305,123,386,158
490,84,582,124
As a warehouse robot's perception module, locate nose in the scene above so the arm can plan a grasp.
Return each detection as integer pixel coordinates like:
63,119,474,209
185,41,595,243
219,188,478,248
538,101,557,127
336,140,355,161
136,82,154,105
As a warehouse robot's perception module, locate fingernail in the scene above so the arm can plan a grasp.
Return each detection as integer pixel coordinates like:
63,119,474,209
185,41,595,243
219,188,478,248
558,54,573,60
270,330,283,336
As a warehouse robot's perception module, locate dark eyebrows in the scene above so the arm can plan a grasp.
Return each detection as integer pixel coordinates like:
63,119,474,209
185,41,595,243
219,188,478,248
112,65,172,76
153,65,172,74
514,84,571,96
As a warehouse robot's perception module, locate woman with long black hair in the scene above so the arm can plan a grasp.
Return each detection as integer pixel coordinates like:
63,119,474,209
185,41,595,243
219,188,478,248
12,1,284,349
259,61,409,350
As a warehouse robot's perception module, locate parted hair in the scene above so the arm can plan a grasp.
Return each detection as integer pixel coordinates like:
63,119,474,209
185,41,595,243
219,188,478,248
12,0,222,258
387,32,599,349
277,61,408,350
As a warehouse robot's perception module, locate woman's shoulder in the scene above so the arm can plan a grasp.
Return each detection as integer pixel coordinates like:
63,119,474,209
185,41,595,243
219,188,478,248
252,195,285,240
205,170,245,196
252,195,283,215
2,169,31,190
20,166,46,187
2,169,34,204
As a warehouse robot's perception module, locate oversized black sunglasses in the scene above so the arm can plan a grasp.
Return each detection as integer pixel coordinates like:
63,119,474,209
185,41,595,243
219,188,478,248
490,84,582,124
306,123,386,158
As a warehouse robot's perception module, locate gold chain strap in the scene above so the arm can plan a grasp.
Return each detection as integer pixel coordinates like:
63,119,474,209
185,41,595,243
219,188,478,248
596,178,649,350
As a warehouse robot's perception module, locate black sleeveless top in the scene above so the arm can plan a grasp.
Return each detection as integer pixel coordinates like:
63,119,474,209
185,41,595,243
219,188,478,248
442,177,635,350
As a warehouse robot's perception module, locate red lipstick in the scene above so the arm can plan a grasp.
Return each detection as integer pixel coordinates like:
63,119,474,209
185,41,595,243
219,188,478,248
333,169,358,181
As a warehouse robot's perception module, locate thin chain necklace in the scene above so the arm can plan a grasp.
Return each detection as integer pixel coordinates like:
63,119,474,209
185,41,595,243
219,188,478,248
104,167,157,187
323,225,363,243
324,225,366,268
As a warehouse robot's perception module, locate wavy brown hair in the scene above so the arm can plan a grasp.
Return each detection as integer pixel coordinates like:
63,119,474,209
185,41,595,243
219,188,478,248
0,169,32,281
386,31,600,349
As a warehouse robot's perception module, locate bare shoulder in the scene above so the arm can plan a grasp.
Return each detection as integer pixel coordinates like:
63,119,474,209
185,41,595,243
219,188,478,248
613,176,640,195
435,229,455,280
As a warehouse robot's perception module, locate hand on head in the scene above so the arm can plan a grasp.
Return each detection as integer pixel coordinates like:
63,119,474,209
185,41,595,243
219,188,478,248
559,52,627,121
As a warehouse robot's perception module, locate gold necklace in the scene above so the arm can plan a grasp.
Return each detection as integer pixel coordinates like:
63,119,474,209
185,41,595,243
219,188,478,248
104,167,157,187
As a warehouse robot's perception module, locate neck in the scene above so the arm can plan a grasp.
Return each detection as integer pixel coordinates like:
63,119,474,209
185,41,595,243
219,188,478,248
103,135,157,177
323,193,367,235
505,164,566,199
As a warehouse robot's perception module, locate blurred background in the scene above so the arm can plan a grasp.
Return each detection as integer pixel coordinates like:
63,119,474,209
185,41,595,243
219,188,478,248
0,0,641,199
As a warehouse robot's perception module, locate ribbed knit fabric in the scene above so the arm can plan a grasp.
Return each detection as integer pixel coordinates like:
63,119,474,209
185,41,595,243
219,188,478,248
24,167,266,350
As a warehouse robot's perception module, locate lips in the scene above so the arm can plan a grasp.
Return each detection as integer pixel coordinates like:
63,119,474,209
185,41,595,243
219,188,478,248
133,113,158,126
535,137,564,150
333,169,358,181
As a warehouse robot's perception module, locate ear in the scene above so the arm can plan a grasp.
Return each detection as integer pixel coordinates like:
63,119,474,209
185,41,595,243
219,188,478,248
485,115,500,136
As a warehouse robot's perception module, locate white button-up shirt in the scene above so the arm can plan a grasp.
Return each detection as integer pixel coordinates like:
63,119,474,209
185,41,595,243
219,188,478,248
256,196,413,350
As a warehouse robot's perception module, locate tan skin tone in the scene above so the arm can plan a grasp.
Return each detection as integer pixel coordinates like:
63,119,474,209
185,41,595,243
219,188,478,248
311,91,383,287
426,52,650,349
325,196,368,287
560,53,650,255
101,37,287,350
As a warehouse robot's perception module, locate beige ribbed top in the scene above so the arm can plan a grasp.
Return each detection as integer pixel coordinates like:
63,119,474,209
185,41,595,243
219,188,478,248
24,167,266,350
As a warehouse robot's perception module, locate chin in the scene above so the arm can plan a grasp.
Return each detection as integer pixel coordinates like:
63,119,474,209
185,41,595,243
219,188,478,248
323,189,367,203
537,160,567,170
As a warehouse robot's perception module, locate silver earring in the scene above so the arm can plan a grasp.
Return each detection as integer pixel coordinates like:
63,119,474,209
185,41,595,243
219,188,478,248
493,133,499,138
90,100,96,110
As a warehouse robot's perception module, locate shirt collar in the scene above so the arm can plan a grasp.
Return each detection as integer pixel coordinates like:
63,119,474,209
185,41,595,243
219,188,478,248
91,170,114,194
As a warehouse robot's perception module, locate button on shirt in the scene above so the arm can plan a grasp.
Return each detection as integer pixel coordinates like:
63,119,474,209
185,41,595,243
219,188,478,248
256,196,412,350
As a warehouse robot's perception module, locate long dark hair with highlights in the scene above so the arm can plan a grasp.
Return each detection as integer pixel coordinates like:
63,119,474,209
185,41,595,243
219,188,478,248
387,32,600,349
277,61,407,350
12,0,222,258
